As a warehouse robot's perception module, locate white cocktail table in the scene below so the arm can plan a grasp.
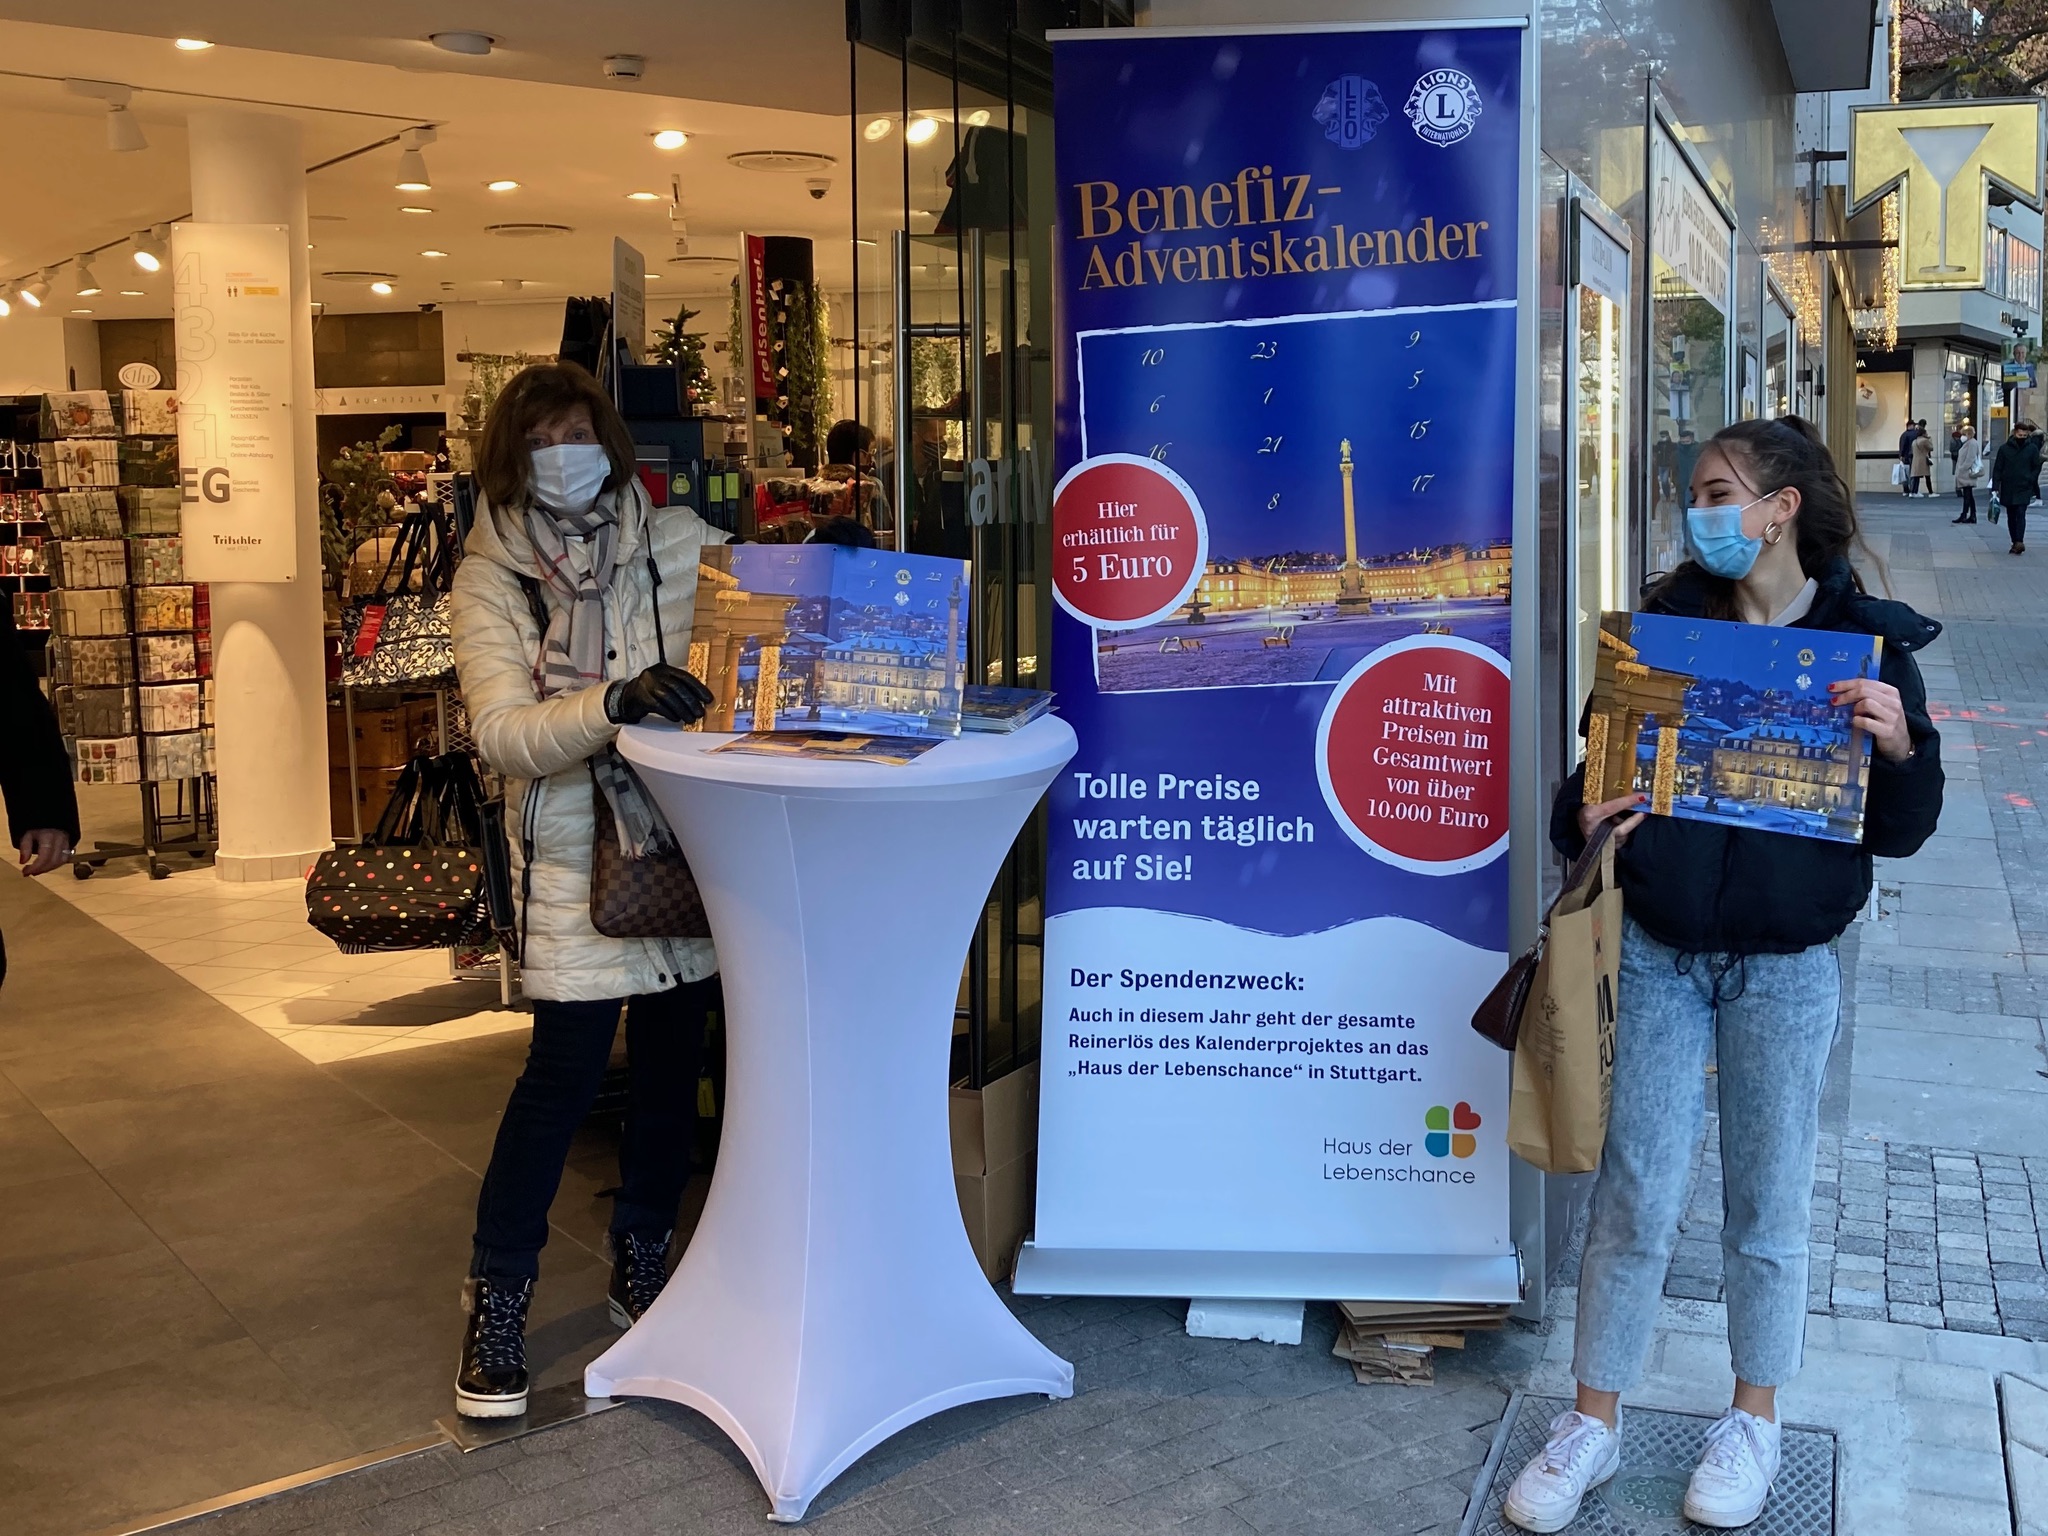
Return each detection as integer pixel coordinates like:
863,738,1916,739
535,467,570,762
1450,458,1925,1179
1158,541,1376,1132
587,716,1078,1521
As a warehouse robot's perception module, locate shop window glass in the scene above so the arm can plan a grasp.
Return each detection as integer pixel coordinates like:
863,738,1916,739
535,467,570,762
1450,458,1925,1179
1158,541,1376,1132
1647,124,1733,578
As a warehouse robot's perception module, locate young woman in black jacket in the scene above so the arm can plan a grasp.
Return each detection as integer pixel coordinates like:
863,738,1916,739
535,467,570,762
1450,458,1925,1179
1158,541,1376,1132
1503,418,1944,1532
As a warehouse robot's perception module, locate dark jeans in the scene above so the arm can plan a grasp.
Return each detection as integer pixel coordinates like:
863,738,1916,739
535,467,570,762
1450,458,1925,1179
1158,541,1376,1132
471,977,714,1281
1959,486,1977,519
2008,500,2031,547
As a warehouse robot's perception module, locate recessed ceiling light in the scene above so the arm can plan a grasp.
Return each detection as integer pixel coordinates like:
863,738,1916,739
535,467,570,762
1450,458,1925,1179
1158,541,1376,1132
652,129,688,151
400,206,434,215
486,179,519,192
369,281,394,295
966,109,991,127
119,289,145,296
429,31,495,56
626,190,661,201
173,37,213,51
863,119,892,142
0,297,9,317
905,116,941,145
420,249,448,258
645,271,661,279
70,308,93,314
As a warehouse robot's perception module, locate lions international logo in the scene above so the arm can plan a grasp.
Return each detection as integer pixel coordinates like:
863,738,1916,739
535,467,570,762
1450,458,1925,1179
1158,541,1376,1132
1405,68,1482,147
1313,75,1389,150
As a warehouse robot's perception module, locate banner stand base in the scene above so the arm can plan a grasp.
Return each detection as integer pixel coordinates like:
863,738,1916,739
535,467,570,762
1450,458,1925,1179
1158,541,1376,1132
1013,1243,1523,1305
1186,1298,1304,1346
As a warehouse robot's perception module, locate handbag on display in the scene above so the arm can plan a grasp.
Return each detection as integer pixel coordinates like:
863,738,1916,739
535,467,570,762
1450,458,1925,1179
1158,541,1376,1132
586,773,711,939
306,752,495,952
340,508,458,688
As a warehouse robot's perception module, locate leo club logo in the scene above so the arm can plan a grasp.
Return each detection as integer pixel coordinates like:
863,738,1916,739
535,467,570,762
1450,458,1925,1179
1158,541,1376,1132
1425,1101,1482,1158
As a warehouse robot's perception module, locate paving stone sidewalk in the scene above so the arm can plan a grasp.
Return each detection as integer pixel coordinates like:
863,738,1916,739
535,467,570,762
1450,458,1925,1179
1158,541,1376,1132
179,1295,1536,1536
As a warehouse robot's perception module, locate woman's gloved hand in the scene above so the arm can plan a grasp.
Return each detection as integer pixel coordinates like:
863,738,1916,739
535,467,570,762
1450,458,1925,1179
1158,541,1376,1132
605,664,714,725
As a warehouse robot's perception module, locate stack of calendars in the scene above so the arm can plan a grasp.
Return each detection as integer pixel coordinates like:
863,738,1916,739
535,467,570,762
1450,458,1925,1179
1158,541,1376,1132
960,686,1053,733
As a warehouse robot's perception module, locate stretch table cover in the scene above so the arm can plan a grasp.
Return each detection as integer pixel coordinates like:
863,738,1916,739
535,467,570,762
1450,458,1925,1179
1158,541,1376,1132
589,717,1079,1521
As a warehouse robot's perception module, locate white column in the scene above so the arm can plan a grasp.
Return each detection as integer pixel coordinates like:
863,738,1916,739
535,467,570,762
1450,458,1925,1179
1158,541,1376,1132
187,110,330,880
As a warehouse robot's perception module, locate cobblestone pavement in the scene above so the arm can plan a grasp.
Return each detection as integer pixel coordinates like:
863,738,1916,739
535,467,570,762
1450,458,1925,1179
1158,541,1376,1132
1665,1121,2048,1339
181,1296,1536,1536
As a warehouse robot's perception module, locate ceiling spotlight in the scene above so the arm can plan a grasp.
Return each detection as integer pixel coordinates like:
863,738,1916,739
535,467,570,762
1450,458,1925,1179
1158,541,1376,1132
428,31,495,56
74,256,102,297
173,37,213,51
130,225,168,272
395,126,436,192
626,190,661,201
119,290,145,297
965,108,991,127
399,205,434,215
904,115,940,145
652,129,688,151
19,272,50,308
486,179,519,192
70,308,93,315
369,280,394,296
863,118,892,142
0,296,9,317
420,249,448,258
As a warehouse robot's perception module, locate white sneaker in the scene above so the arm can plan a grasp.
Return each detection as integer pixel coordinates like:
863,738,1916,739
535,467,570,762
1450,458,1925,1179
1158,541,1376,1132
1501,1408,1622,1532
1683,1408,1781,1528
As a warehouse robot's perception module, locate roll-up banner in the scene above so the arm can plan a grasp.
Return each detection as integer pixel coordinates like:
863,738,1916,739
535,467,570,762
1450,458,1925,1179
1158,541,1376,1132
1021,21,1529,1304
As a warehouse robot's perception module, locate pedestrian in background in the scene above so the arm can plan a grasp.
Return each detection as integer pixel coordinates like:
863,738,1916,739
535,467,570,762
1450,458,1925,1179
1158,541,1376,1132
1953,422,1984,524
1502,416,1944,1534
1992,418,2042,553
1908,422,1934,497
1896,416,1922,492
0,600,77,988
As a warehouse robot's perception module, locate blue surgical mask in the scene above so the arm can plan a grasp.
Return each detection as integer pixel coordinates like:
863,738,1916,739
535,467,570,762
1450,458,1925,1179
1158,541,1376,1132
529,443,611,513
1684,493,1778,580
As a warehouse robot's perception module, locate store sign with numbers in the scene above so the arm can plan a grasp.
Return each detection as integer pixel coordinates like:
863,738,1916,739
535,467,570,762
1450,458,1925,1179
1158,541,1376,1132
1019,21,1526,1302
171,222,299,582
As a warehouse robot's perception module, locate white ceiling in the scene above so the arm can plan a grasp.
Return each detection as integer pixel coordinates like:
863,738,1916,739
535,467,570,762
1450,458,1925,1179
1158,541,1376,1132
0,14,861,325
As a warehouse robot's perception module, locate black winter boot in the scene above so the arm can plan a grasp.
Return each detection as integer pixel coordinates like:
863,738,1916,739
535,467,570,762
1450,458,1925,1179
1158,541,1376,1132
608,1229,673,1330
455,1275,533,1419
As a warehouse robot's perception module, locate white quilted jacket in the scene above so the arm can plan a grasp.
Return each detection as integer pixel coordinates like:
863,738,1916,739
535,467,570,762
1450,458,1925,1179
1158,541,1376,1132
451,480,725,1001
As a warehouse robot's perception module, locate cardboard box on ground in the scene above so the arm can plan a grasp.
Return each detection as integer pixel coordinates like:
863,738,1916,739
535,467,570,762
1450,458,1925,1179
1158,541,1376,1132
949,1061,1039,1284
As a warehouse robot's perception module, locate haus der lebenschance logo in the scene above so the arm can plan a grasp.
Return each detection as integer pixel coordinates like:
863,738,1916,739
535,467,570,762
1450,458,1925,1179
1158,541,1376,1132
1425,1102,1482,1158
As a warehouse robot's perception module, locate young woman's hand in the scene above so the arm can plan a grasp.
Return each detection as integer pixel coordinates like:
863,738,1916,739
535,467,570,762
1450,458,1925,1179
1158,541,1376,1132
1577,792,1648,848
1829,677,1913,761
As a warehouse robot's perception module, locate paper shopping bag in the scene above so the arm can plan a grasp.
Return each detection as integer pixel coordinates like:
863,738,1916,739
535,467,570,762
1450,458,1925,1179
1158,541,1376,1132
1507,835,1622,1174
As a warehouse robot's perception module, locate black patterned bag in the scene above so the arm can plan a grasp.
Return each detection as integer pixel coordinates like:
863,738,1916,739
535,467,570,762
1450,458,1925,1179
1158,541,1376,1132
340,509,457,688
306,754,493,952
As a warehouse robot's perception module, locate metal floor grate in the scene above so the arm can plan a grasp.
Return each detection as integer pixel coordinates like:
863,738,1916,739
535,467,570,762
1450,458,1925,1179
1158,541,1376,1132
1462,1394,1836,1536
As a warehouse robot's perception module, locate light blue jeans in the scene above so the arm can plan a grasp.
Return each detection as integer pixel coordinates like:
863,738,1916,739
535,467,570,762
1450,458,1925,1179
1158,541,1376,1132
1573,915,1841,1391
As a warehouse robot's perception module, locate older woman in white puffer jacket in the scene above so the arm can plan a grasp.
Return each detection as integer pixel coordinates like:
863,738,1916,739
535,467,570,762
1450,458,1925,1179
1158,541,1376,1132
447,362,726,1421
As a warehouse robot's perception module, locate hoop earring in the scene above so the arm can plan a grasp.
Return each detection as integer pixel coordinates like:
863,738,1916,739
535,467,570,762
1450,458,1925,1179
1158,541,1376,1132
1762,520,1786,547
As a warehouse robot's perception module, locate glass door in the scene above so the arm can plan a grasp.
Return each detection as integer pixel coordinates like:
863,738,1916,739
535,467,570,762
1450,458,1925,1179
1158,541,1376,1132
850,26,1060,1087
1565,189,1631,735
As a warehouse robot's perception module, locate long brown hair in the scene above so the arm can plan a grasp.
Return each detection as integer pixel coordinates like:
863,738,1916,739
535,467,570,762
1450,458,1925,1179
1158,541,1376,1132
1654,415,1880,619
475,362,636,511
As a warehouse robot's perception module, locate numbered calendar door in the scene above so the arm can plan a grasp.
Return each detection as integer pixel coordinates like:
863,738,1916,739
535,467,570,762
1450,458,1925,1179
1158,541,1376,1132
1565,187,1631,735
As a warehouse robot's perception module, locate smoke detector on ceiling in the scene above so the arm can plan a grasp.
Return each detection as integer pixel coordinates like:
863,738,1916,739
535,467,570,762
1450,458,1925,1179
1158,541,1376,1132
603,54,645,81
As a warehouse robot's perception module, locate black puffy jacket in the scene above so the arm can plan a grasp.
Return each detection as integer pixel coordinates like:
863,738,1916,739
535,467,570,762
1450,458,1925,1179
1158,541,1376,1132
1550,558,1945,955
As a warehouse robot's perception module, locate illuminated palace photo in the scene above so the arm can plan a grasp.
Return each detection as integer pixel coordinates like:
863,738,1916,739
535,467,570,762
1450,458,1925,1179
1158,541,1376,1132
1095,439,1511,694
687,545,969,738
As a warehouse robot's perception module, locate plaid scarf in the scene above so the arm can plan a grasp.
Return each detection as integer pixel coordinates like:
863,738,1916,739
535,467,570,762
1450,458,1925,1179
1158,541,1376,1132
524,497,673,858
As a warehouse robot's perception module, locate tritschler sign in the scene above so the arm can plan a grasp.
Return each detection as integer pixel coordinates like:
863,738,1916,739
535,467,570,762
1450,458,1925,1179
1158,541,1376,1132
172,222,299,582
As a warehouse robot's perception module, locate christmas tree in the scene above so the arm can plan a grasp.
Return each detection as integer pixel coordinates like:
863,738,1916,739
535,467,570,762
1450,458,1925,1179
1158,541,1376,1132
651,304,714,412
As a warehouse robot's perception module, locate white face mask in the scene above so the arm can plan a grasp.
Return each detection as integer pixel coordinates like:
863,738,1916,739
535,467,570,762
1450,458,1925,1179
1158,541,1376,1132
528,443,611,513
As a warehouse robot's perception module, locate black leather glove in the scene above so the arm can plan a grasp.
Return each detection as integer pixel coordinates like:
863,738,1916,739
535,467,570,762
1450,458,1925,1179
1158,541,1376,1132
606,664,714,725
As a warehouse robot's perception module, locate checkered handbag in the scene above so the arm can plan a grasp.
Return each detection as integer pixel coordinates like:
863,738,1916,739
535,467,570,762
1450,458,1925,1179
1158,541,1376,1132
587,779,711,939
306,755,493,952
